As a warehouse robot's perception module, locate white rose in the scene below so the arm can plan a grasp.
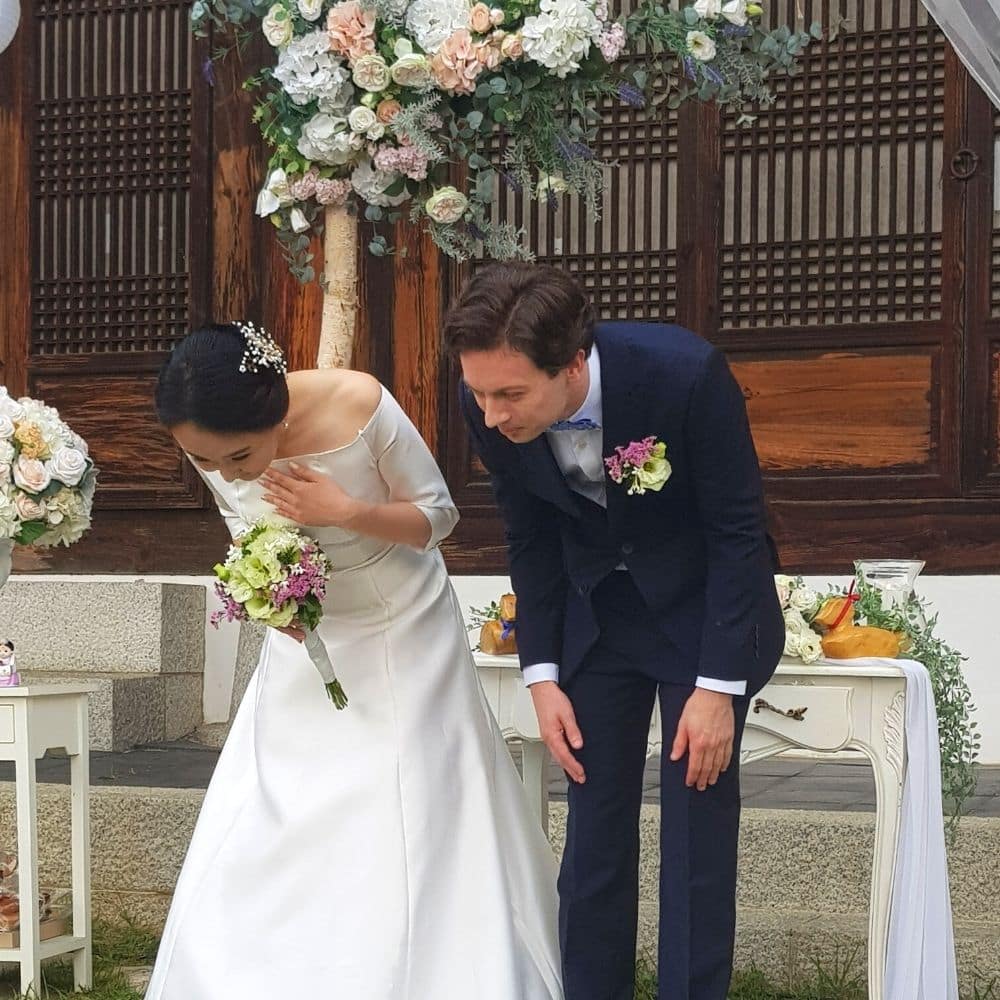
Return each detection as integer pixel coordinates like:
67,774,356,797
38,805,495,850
0,491,17,536
14,491,46,522
686,30,717,61
263,4,295,46
424,185,468,224
783,629,801,658
0,415,13,440
721,0,748,25
490,7,505,23
297,113,356,165
775,578,790,609
0,393,24,422
783,609,809,636
348,105,378,133
352,54,391,92
799,631,824,664
789,586,819,615
693,0,722,17
366,121,386,140
389,52,433,89
255,168,296,216
13,456,51,494
0,441,13,466
298,0,324,20
47,446,87,487
536,173,569,198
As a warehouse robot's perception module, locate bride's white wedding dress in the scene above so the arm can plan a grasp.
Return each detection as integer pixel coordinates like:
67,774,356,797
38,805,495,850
145,387,563,999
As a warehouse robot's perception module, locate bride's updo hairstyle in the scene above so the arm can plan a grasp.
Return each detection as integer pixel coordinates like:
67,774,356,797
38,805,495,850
155,322,290,433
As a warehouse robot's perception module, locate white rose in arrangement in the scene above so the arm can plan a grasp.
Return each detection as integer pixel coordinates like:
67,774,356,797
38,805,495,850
799,631,824,664
0,492,18,537
348,105,378,133
389,52,434,89
522,0,602,78
350,159,410,207
788,586,819,615
536,173,570,198
0,391,24,422
405,0,473,53
686,30,717,61
366,121,386,140
13,457,51,495
297,113,356,165
774,576,791,609
298,0,324,20
14,492,47,523
352,54,391,91
693,0,722,17
256,168,296,217
783,629,801,658
424,185,469,223
274,30,352,109
47,446,88,487
0,415,13,440
263,3,295,46
783,609,809,637
721,0,748,26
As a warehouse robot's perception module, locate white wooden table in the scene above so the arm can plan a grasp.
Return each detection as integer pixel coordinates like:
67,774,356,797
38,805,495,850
475,653,907,1000
0,684,95,994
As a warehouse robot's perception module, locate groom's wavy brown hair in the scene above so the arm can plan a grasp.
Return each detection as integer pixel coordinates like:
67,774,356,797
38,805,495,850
442,262,596,376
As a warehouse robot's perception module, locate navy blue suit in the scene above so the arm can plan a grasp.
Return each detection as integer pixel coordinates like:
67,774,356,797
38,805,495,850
462,322,783,1000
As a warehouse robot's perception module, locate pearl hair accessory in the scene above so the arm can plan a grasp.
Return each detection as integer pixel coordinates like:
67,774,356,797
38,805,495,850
237,321,288,375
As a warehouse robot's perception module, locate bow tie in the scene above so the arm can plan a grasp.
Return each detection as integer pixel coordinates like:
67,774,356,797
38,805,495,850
549,417,600,432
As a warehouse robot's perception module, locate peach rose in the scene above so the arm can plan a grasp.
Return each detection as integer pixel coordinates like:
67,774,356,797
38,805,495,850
469,2,493,33
376,99,402,123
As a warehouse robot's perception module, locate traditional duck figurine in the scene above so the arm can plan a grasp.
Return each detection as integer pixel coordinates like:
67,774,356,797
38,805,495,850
812,587,902,659
479,594,518,655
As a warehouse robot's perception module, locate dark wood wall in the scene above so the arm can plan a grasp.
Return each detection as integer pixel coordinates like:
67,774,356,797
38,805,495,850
3,0,1000,575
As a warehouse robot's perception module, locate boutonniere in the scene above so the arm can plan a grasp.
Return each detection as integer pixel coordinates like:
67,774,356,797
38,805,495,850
604,437,672,495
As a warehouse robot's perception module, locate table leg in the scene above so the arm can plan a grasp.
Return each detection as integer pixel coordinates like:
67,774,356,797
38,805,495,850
70,698,93,989
14,735,41,997
521,741,550,835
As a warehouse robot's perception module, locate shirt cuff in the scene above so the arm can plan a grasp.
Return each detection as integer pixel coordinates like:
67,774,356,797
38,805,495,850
522,662,560,686
695,675,747,696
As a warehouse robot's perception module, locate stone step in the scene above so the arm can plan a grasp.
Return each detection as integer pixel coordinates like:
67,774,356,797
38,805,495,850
21,671,202,752
0,579,205,677
0,787,995,991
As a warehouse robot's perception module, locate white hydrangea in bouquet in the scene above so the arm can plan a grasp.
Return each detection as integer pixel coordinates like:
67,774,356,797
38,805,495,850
191,0,819,268
0,387,98,550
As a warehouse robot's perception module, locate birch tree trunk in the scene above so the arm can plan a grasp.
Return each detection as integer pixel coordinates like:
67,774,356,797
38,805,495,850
315,202,358,369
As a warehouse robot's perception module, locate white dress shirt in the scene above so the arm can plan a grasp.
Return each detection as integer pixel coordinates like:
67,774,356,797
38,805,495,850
521,346,747,697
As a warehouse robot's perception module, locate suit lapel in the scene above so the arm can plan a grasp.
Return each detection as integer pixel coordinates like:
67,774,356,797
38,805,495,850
516,435,581,518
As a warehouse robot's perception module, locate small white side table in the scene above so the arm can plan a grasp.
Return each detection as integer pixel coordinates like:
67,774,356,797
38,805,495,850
0,684,95,995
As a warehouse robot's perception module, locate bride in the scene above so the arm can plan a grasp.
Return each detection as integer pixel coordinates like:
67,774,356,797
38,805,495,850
145,321,563,999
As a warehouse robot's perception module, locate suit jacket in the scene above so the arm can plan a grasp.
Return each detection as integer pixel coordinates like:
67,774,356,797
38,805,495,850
462,322,784,695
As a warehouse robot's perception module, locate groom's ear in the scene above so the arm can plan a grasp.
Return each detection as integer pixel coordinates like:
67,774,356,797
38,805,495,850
564,350,587,380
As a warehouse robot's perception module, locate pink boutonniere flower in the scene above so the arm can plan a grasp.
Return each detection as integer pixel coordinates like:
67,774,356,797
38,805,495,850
604,437,672,495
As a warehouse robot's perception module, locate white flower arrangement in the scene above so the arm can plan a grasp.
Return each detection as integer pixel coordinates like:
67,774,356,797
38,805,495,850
191,0,820,274
0,387,98,548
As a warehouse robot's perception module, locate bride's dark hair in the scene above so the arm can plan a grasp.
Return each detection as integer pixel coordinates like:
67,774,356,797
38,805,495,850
155,323,290,432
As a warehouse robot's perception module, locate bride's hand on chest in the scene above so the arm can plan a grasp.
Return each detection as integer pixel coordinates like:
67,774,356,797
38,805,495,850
259,463,367,528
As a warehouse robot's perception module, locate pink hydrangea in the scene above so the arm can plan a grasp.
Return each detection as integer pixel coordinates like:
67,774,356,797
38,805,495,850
374,144,430,181
598,23,626,62
314,177,353,205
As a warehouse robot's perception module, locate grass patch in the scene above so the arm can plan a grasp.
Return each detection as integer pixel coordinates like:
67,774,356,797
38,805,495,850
0,918,158,999
636,951,999,1000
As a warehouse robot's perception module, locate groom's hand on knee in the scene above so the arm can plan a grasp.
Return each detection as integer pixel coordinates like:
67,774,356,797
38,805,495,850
670,688,735,792
529,682,586,784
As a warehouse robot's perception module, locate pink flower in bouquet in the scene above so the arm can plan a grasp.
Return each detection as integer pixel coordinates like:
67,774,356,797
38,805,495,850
374,143,430,181
314,177,353,206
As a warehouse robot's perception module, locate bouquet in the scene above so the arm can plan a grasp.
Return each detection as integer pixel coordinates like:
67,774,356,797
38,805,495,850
0,387,98,548
774,574,824,664
211,519,348,708
191,0,818,272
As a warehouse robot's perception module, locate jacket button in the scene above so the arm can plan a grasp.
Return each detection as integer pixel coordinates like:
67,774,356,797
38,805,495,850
621,542,634,555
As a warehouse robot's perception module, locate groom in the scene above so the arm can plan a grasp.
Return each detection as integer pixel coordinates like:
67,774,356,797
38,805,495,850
445,263,784,1000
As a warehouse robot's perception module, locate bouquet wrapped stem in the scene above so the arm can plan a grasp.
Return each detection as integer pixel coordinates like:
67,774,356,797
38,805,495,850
303,628,349,709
